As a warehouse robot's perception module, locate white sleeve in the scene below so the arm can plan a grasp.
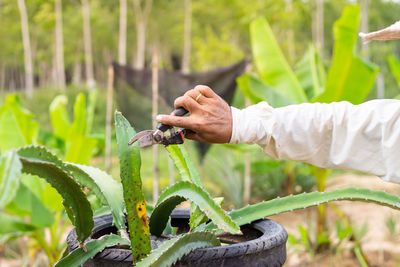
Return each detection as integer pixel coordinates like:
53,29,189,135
229,100,400,183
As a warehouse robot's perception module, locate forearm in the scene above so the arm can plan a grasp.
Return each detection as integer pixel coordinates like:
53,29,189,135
230,100,400,183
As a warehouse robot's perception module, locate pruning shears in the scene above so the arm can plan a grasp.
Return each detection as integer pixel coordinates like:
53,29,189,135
128,107,190,148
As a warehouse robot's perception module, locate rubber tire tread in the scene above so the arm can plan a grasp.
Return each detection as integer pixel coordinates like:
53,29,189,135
66,213,287,267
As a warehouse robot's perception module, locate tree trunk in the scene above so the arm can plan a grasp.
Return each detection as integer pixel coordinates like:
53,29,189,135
17,0,34,97
313,0,324,58
105,65,114,172
118,0,127,65
132,0,152,69
285,0,295,62
81,0,95,88
72,61,82,84
181,0,191,73
360,0,369,60
152,51,159,203
55,0,66,89
0,64,5,91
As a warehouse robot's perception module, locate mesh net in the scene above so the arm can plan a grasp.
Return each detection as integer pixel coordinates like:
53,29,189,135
113,59,248,157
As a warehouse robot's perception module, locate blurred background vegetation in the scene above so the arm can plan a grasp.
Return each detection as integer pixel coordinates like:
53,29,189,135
2,0,400,266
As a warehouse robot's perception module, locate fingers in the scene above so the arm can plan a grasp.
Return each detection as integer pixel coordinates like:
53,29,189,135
185,131,208,143
173,95,199,111
156,114,193,129
194,85,217,98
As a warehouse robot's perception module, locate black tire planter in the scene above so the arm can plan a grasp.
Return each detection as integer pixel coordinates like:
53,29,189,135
66,210,288,267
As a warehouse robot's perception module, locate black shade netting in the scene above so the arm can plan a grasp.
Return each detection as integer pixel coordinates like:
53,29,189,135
113,59,248,158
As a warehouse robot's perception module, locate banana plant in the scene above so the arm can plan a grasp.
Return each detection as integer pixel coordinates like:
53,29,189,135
238,5,379,249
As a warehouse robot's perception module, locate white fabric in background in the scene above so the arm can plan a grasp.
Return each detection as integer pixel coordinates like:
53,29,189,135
230,100,400,183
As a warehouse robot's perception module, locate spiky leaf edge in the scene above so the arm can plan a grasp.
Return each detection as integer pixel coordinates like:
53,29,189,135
136,232,220,267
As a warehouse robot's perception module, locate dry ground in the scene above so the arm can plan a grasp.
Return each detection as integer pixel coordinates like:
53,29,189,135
271,173,400,267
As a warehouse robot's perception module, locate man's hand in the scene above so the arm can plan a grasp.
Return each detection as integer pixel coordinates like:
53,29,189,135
156,85,232,143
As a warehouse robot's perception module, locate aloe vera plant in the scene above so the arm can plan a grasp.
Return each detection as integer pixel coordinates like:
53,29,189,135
3,111,400,267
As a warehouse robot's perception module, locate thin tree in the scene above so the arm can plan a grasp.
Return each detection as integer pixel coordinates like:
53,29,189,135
313,0,324,58
132,0,152,69
152,51,159,203
81,0,95,88
118,0,127,65
285,0,295,62
55,0,66,89
181,0,191,73
360,0,370,60
17,0,34,97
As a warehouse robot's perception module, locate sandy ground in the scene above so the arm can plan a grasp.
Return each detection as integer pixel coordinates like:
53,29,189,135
271,173,400,266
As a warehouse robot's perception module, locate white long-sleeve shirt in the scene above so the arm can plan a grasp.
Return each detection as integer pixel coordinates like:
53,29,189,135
229,100,400,183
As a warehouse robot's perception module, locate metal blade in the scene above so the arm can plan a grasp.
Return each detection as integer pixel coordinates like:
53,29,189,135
137,134,157,148
128,130,155,145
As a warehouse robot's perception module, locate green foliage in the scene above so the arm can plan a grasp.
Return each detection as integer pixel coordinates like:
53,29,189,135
0,150,22,208
314,5,379,104
17,146,93,243
243,5,379,107
228,188,400,227
189,197,224,230
49,95,71,141
149,181,241,236
388,54,400,93
136,232,221,267
54,234,130,267
64,94,98,164
0,94,38,152
6,182,54,228
250,17,307,104
65,163,125,233
385,215,399,236
295,45,326,99
115,112,151,262
0,212,36,235
48,93,99,164
237,74,291,106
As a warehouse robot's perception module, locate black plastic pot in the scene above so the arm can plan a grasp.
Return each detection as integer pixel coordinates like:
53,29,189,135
67,210,288,267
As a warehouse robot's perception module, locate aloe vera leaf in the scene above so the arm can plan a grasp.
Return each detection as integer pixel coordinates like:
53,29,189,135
229,188,400,227
17,146,93,243
136,232,220,267
166,145,202,187
115,112,150,262
189,197,224,230
65,163,125,232
146,203,154,217
177,145,202,186
150,181,240,236
54,234,130,267
0,150,22,209
166,145,190,181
